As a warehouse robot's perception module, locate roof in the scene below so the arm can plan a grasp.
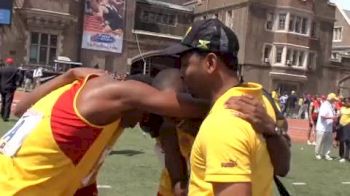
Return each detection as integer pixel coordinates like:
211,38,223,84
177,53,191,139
136,0,193,12
335,2,350,25
344,9,350,20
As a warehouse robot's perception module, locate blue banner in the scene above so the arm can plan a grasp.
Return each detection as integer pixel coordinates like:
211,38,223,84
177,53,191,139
0,9,11,25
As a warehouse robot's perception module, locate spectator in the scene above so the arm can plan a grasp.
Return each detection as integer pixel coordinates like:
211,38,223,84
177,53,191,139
271,90,281,110
286,90,298,118
33,67,43,88
307,96,321,145
315,93,338,160
24,69,33,92
280,92,288,115
0,58,22,121
337,97,350,163
338,97,350,163
0,59,4,67
298,94,311,119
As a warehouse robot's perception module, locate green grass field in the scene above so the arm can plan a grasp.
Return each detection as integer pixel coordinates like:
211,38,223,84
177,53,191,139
1,120,350,196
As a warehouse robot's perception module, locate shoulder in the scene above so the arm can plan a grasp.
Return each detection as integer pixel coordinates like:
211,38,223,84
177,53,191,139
200,110,254,142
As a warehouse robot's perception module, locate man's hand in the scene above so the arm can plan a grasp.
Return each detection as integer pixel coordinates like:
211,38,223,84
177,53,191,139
225,95,276,136
225,95,291,176
174,181,188,196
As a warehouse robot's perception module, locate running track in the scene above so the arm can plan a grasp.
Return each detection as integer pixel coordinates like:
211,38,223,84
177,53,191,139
11,91,309,143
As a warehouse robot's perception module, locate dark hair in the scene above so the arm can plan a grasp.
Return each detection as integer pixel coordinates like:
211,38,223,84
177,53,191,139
187,49,239,71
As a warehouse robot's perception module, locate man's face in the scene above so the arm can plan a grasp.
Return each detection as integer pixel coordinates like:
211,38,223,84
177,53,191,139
180,52,209,99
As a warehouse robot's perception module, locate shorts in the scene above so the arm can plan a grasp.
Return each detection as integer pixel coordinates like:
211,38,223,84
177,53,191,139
74,183,98,196
309,119,317,128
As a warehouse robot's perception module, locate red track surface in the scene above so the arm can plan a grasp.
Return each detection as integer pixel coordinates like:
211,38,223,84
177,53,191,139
12,91,310,143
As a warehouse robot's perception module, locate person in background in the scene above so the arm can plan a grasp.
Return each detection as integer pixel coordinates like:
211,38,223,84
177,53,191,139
0,58,22,121
307,96,320,145
0,59,5,67
286,90,298,118
24,69,33,92
338,97,350,163
33,66,43,88
315,93,339,160
271,90,281,110
280,92,288,115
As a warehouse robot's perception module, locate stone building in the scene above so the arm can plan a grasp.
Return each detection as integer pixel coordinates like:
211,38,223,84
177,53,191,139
186,0,340,95
331,3,350,97
0,0,193,74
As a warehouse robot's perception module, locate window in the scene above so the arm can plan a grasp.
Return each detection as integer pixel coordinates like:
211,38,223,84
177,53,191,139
308,52,316,69
226,10,234,28
141,11,176,26
214,13,219,19
301,18,308,34
267,11,310,35
278,13,287,30
270,44,316,68
266,12,274,30
286,49,292,65
333,27,343,41
275,46,283,63
263,45,272,61
29,32,57,65
295,16,301,33
289,15,295,31
298,51,305,67
311,21,317,38
292,50,298,65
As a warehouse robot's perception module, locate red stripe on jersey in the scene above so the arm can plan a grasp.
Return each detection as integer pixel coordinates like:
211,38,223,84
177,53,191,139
51,81,102,165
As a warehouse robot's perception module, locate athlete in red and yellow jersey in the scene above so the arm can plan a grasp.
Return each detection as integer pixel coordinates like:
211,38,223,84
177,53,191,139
0,68,209,195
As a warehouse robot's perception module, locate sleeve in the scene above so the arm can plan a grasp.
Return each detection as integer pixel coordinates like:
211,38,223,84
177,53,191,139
204,115,253,183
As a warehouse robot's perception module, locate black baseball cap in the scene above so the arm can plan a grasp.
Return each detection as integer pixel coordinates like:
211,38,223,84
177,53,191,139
162,18,240,63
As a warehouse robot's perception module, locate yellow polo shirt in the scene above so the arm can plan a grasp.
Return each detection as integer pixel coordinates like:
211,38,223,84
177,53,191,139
189,83,274,196
340,107,350,126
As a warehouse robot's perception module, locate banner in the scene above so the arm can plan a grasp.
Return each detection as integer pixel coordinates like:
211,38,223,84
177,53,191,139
0,0,13,25
82,0,125,53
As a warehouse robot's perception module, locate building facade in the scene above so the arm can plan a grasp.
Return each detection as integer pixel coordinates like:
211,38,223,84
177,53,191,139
0,0,81,68
332,5,350,61
0,0,193,73
187,0,344,95
331,4,350,97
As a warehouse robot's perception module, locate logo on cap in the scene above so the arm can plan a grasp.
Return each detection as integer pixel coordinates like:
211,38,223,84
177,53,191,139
198,40,210,50
184,26,192,38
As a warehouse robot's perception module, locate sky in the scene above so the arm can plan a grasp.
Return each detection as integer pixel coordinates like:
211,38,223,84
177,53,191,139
330,0,350,10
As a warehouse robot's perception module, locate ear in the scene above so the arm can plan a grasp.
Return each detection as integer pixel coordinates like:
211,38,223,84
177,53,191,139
205,53,218,74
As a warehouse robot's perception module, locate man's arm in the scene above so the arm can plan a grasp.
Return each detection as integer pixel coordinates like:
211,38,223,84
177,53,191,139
225,95,290,177
118,80,209,118
213,182,251,196
14,68,106,117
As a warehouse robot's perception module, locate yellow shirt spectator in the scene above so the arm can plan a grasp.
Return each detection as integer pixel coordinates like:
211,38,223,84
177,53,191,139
340,106,350,126
189,83,274,196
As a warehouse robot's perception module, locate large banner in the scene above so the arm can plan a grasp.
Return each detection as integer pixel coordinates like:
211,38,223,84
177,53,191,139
0,0,13,25
82,0,125,53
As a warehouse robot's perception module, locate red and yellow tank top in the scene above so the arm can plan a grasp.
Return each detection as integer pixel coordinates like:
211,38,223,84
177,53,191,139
0,75,122,195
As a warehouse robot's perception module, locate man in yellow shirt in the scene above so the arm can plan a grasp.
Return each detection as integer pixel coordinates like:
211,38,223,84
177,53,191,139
162,18,290,196
339,97,350,163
